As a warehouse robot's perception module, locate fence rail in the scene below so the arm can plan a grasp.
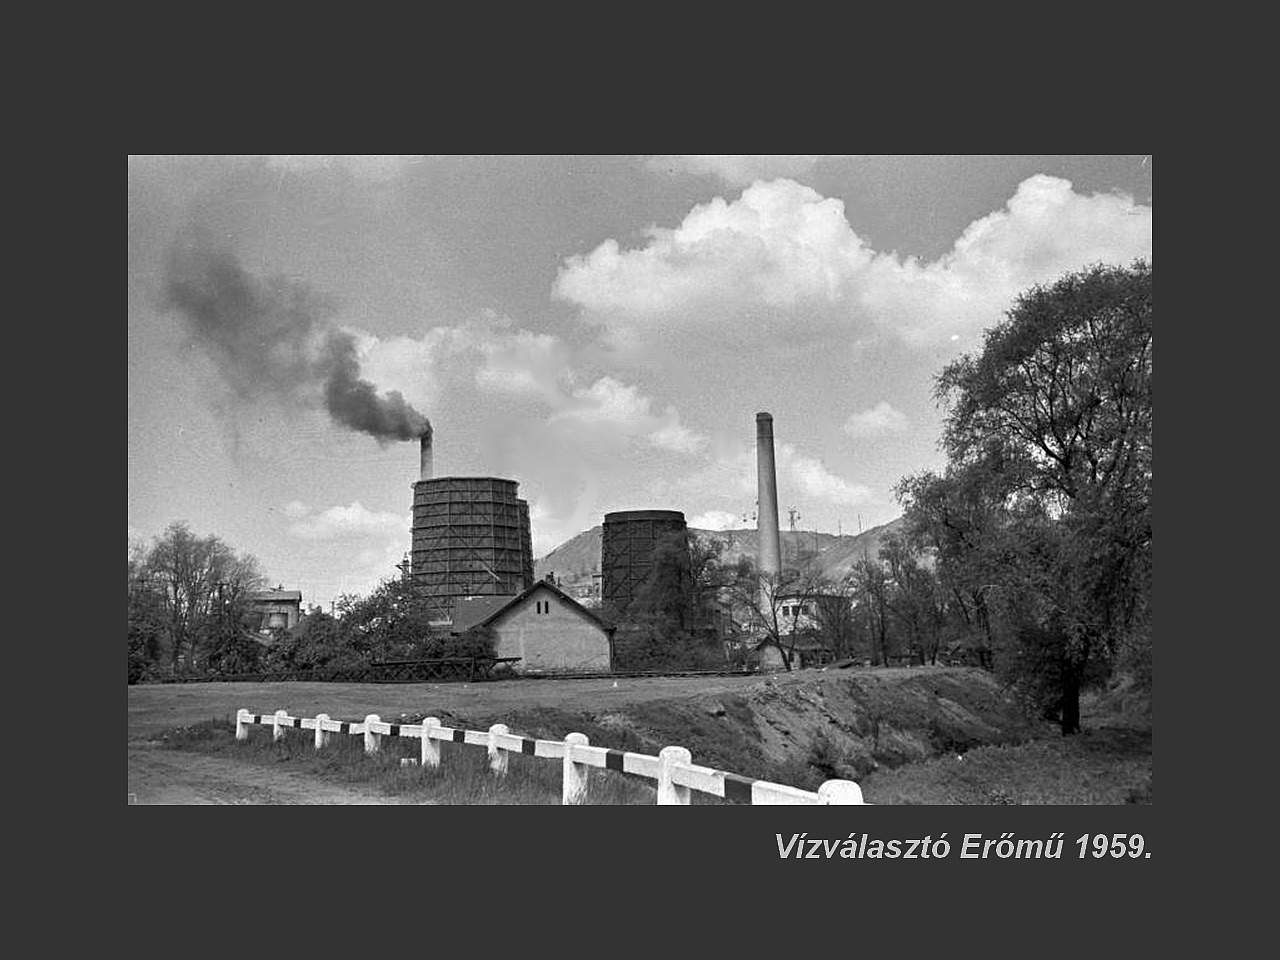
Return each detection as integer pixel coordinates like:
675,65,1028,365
235,708,865,806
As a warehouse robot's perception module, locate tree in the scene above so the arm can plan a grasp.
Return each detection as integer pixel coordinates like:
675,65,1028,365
880,532,946,665
128,522,265,676
896,468,1006,668
927,260,1152,733
810,579,860,661
128,540,165,682
723,553,825,671
610,531,724,671
849,554,892,666
334,576,446,664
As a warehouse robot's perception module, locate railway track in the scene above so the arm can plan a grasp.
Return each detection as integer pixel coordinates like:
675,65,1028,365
138,659,769,685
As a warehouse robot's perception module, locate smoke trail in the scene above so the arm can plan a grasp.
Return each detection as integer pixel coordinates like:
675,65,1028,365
164,236,428,442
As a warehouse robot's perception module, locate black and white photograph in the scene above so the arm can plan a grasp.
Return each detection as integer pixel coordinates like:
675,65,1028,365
127,155,1152,807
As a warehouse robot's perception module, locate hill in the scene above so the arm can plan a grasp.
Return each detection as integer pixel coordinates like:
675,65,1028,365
534,517,907,586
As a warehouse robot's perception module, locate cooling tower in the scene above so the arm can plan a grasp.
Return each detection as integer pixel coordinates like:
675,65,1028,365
601,510,689,614
411,476,535,621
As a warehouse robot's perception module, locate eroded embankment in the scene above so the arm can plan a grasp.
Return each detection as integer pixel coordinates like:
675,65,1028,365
440,667,1048,790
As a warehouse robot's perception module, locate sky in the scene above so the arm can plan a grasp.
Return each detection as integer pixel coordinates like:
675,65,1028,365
128,155,1152,611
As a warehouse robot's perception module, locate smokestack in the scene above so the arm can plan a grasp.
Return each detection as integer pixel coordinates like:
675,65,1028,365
756,412,781,579
419,421,434,481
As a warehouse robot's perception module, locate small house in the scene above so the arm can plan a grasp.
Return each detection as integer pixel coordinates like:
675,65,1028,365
451,579,615,674
248,588,302,635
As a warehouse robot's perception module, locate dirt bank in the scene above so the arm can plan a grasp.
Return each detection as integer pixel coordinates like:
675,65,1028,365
128,667,1051,802
477,666,1048,785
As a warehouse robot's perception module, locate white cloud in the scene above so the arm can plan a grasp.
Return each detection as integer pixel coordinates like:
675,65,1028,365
283,500,311,518
550,376,707,454
780,444,874,507
354,313,572,412
669,441,874,514
288,502,408,541
555,175,1152,348
844,401,910,439
644,155,854,186
471,321,571,405
689,510,745,531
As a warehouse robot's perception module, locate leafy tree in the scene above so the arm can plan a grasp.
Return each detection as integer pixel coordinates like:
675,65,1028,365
262,607,348,674
723,554,825,671
128,522,265,676
880,532,946,665
896,468,1006,668
922,260,1152,733
262,578,499,677
128,541,166,682
810,580,860,661
333,577,447,664
611,531,725,671
849,554,892,666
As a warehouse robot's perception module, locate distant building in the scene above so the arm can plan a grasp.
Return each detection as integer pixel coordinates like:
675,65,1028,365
755,640,788,672
248,588,302,635
551,571,603,608
451,579,614,674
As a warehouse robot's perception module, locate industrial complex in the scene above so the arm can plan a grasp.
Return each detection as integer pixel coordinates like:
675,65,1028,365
392,410,786,674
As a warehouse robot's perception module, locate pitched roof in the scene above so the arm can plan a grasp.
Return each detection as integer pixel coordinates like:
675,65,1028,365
250,590,302,602
454,579,615,634
450,595,517,634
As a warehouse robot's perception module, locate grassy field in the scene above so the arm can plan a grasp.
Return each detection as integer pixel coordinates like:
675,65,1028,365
133,670,1151,804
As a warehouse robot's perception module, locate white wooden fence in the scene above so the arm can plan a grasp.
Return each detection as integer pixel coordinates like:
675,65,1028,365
235,708,865,805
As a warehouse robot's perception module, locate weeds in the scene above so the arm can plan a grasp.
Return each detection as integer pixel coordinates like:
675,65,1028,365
166,718,659,805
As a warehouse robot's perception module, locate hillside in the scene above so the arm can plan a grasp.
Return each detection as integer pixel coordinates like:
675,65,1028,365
535,517,907,585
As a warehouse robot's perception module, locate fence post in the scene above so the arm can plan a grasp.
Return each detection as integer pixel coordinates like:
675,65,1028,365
272,709,288,742
364,714,381,755
562,732,590,805
488,723,510,777
658,746,692,805
421,717,441,768
314,713,330,751
818,780,864,804
235,709,250,741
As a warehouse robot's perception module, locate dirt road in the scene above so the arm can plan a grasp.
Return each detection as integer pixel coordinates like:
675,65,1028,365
127,741,418,804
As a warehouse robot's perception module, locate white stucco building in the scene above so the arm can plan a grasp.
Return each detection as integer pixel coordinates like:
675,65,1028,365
450,579,615,674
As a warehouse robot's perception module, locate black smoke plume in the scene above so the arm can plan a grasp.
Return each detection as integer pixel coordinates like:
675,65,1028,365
164,237,428,443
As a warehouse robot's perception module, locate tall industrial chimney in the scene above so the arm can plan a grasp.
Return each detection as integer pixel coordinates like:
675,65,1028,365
418,421,434,481
756,412,781,579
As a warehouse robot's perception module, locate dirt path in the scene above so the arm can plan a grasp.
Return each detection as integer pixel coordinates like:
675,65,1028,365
127,741,415,804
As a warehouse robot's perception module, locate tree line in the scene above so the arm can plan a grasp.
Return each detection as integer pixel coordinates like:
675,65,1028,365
128,525,491,683
608,261,1152,735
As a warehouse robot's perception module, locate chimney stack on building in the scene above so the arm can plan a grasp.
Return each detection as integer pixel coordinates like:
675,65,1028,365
756,411,782,579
